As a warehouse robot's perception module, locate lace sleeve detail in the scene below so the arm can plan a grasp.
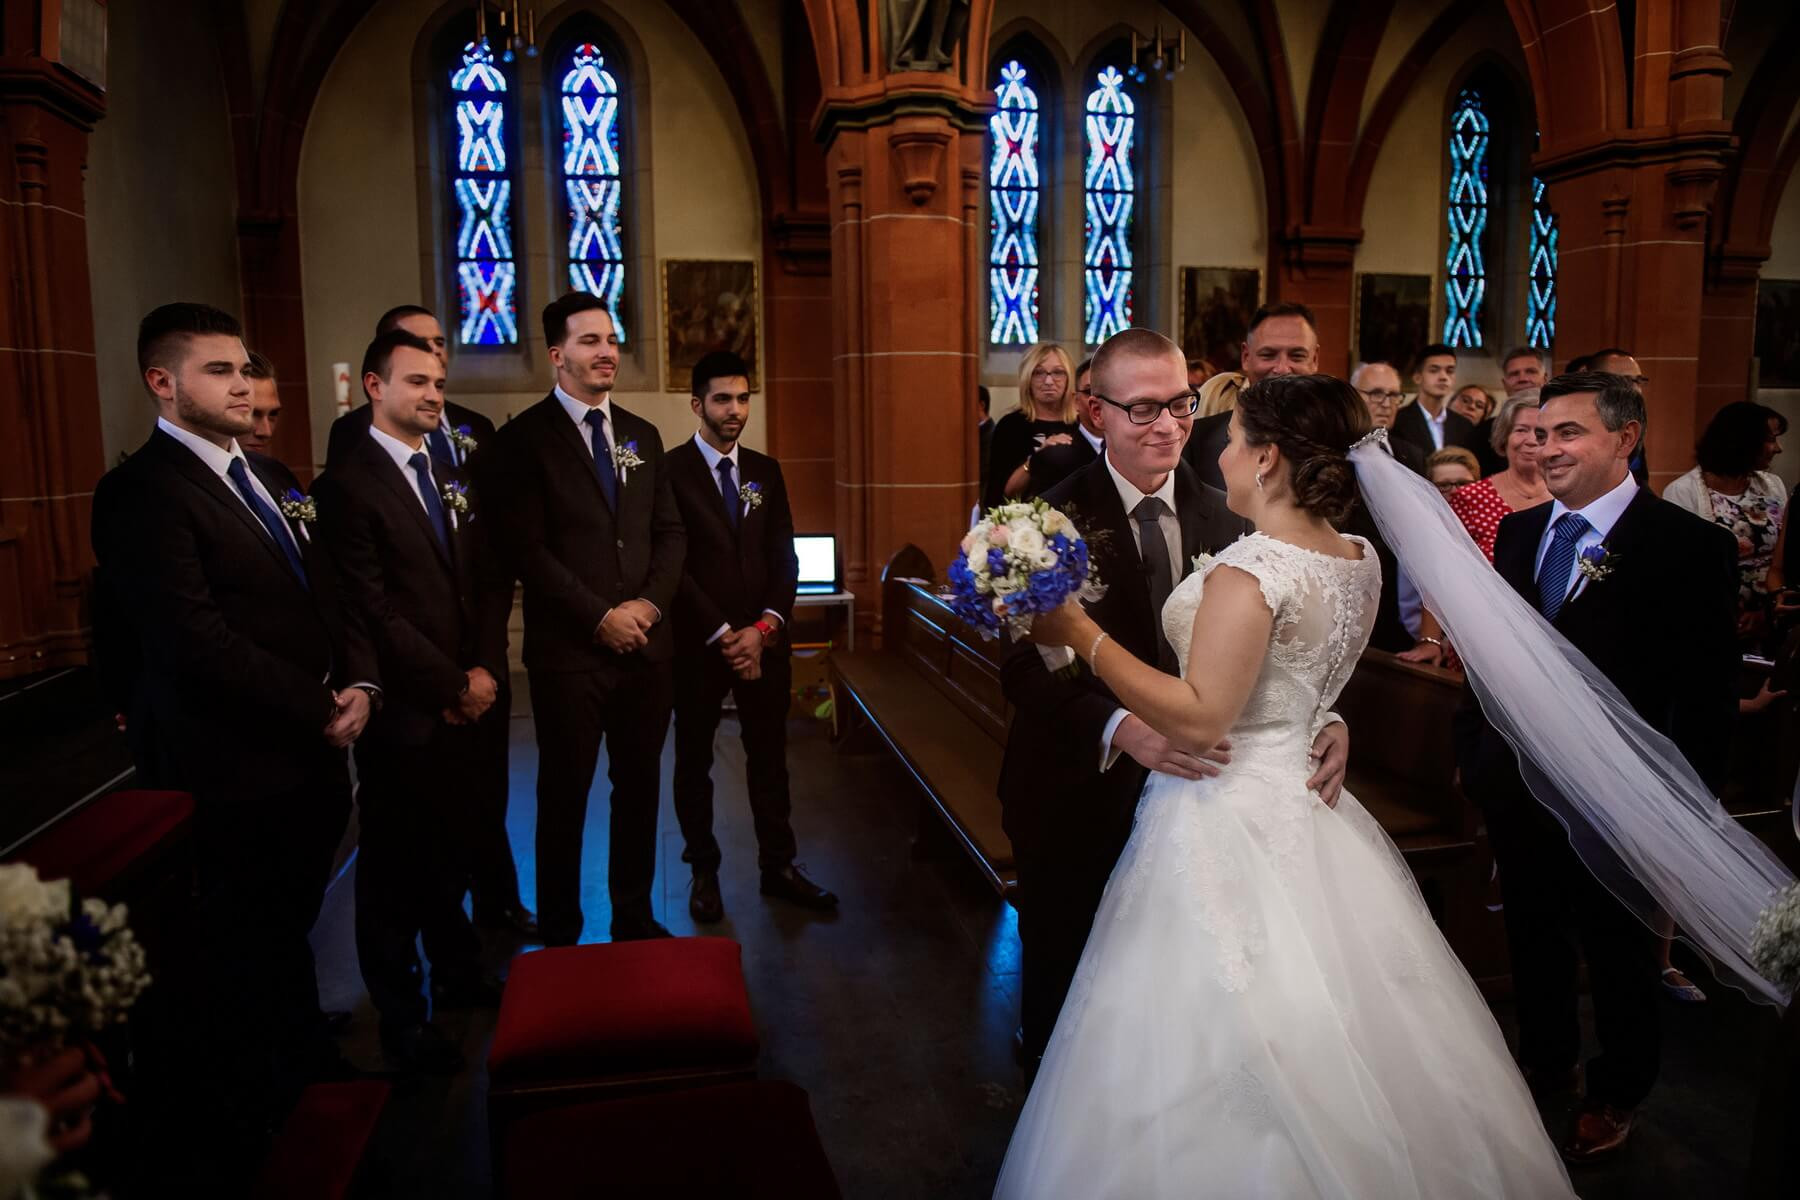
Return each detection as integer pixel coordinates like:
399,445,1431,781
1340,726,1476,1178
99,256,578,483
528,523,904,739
1204,535,1305,628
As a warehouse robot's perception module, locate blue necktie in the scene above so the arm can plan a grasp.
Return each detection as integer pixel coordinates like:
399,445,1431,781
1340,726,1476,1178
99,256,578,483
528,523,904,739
226,457,309,588
409,452,451,555
583,408,619,511
427,426,457,469
1535,511,1591,620
716,456,740,531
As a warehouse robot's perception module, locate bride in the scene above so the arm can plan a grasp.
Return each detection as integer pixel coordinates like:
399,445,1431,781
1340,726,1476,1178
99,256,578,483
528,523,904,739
994,372,1577,1198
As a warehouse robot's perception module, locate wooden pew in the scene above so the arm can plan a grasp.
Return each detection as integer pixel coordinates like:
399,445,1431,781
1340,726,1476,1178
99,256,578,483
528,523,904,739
830,546,1017,897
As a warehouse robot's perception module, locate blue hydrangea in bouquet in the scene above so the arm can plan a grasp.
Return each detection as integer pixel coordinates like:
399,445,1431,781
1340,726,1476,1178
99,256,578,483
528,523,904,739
947,499,1104,673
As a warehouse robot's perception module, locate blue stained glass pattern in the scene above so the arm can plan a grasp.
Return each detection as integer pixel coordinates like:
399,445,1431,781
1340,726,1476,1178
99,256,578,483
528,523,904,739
1083,66,1135,345
450,40,517,346
562,42,627,342
1526,176,1558,348
988,60,1040,346
1443,87,1489,349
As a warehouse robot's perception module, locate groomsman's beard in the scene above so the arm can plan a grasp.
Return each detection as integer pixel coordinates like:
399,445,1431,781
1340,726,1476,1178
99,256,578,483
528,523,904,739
173,380,254,440
701,414,743,449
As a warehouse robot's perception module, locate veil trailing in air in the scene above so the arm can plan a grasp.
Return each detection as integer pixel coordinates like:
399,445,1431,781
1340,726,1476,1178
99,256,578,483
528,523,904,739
1348,431,1795,1007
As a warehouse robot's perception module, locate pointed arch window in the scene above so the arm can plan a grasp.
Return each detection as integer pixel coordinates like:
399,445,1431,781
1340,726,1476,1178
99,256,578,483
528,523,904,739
449,38,519,347
560,40,628,341
1526,175,1557,348
988,59,1042,346
1443,87,1489,349
1083,66,1136,346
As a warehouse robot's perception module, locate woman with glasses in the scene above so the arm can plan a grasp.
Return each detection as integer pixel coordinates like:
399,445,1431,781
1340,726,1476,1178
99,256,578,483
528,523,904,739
983,343,1088,509
1425,447,1481,494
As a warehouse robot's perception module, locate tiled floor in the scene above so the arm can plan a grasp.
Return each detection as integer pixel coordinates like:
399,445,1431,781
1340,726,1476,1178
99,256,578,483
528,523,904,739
310,707,1781,1198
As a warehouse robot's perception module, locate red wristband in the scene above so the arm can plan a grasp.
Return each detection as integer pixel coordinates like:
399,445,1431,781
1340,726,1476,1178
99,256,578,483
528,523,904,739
754,619,776,639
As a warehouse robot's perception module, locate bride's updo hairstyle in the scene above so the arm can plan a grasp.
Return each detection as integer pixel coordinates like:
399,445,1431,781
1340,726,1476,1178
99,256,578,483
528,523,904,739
1235,374,1372,524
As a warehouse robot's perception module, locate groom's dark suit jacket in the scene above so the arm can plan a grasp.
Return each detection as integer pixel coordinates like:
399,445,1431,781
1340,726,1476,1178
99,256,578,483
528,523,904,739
998,457,1252,856
1456,486,1738,794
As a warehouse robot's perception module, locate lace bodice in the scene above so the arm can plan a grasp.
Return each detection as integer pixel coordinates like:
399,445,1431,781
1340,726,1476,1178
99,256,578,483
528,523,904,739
1162,533,1380,743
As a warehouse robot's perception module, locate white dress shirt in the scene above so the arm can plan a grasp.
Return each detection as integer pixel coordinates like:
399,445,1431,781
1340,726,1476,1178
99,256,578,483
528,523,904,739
368,423,440,519
554,383,614,451
1098,453,1182,770
1418,399,1449,451
691,432,784,645
1077,423,1105,456
1532,470,1638,606
155,416,297,538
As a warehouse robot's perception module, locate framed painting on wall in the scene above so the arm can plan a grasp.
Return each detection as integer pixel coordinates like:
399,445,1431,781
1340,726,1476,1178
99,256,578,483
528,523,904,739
1355,273,1434,370
1178,267,1262,373
662,259,760,392
1755,279,1800,389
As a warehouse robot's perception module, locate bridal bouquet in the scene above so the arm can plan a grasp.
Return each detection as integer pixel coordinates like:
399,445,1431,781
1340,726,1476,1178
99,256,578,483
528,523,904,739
947,500,1103,671
0,864,150,1063
1750,882,1800,993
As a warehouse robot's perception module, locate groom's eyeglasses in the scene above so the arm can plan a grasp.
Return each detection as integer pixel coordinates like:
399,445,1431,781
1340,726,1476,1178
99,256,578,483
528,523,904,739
1094,390,1202,425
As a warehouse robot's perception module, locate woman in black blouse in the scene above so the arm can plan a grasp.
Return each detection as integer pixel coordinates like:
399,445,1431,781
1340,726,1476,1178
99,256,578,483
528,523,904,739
982,342,1084,510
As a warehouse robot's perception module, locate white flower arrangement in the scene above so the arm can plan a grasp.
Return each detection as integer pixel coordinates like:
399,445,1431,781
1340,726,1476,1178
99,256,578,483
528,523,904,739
1190,552,1214,577
612,441,645,483
0,864,150,1062
1750,881,1800,993
278,488,317,524
440,479,470,516
448,424,479,456
739,481,764,511
949,499,1103,675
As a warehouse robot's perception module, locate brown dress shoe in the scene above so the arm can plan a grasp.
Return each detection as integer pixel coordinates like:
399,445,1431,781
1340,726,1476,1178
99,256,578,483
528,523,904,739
1562,1105,1634,1163
689,870,724,923
760,863,838,910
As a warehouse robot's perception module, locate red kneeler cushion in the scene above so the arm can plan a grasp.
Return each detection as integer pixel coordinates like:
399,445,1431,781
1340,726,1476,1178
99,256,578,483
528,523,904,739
489,939,759,1087
7,789,194,898
501,1081,841,1199
253,1080,391,1200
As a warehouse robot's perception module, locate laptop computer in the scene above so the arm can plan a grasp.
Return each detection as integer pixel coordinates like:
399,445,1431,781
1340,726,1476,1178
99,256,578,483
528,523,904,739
794,534,840,595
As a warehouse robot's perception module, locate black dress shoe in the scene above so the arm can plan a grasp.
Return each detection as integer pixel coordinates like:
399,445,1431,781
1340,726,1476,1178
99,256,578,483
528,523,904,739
378,1020,464,1075
609,914,674,941
475,902,539,939
431,969,505,1009
760,863,838,911
689,870,724,923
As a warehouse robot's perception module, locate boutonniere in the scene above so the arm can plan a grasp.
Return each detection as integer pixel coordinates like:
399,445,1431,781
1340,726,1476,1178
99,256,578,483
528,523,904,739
448,424,478,455
278,489,317,523
440,479,470,516
1190,552,1214,576
612,440,644,483
1576,544,1617,582
739,481,764,511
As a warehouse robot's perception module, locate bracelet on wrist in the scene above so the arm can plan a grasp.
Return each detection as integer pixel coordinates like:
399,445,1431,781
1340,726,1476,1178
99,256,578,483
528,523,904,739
1416,636,1444,649
1087,630,1111,667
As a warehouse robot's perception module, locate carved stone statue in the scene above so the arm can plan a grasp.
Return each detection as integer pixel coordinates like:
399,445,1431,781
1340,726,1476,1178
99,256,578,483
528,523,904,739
887,0,971,72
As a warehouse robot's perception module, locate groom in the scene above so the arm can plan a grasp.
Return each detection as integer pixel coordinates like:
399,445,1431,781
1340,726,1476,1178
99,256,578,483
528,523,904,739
998,328,1351,1070
1457,371,1738,1162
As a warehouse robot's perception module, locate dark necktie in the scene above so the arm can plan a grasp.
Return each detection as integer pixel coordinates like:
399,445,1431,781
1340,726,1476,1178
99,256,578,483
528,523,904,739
427,425,457,469
409,452,451,555
1132,497,1177,670
583,408,619,510
716,456,740,531
1535,511,1591,620
226,457,308,588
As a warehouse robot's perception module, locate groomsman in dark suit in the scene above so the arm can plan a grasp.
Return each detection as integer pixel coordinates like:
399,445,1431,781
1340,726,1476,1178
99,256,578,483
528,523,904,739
1390,343,1483,463
91,303,378,1162
328,306,533,936
312,329,510,1072
999,328,1350,1070
666,351,837,924
1457,372,1737,1162
481,292,685,944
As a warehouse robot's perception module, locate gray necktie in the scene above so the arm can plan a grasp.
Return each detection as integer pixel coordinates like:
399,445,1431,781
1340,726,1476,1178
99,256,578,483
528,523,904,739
1133,497,1177,671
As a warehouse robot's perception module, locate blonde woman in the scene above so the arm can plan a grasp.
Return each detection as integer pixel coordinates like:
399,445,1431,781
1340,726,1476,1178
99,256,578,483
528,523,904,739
984,343,1085,509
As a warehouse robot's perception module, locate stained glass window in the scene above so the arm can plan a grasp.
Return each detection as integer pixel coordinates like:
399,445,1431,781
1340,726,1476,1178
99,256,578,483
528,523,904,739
1443,87,1489,349
561,41,627,342
1526,176,1558,348
988,60,1041,346
450,39,518,347
1083,66,1136,345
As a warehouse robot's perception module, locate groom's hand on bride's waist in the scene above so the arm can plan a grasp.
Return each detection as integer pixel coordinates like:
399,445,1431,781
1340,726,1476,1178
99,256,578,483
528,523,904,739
1114,714,1230,781
1305,723,1349,808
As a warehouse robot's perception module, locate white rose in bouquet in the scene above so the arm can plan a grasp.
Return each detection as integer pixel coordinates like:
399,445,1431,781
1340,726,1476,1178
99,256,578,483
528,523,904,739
1008,524,1046,558
0,866,67,924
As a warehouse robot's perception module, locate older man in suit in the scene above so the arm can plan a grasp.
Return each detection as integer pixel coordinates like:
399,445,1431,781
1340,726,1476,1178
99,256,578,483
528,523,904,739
1001,328,1350,1071
1182,302,1318,490
313,329,511,1072
481,292,685,944
91,303,378,1173
666,351,836,924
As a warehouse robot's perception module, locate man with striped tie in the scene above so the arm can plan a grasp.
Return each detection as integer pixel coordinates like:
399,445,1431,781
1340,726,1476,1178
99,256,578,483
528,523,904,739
1456,371,1738,1163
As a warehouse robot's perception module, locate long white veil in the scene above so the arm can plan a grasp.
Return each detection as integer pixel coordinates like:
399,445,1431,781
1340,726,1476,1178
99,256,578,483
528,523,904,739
1349,432,1796,1006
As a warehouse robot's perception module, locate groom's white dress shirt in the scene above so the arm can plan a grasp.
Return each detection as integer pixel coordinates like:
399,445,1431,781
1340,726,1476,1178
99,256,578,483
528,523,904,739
1533,470,1637,606
1098,453,1182,771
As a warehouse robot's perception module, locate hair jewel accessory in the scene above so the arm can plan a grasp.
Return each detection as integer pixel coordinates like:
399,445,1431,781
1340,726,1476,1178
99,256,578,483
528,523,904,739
1348,427,1390,454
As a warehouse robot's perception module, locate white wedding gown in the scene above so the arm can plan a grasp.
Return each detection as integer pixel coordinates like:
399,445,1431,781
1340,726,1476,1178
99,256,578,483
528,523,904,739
994,533,1575,1199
